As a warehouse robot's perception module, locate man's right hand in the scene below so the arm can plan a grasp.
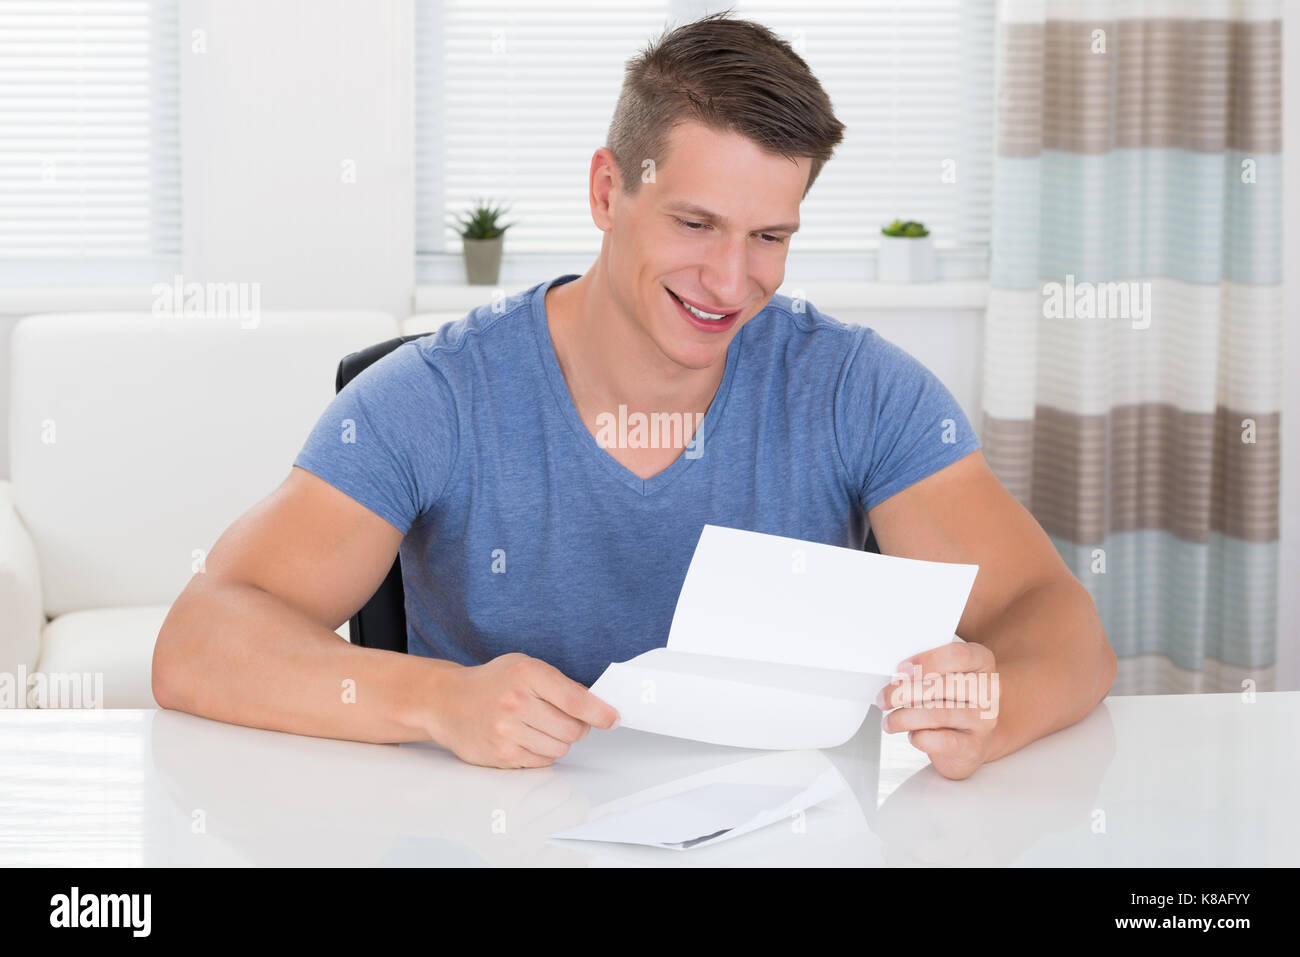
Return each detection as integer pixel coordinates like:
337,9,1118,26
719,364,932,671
427,653,621,768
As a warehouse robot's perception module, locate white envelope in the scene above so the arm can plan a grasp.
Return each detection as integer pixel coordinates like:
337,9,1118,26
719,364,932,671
549,750,850,851
589,525,978,750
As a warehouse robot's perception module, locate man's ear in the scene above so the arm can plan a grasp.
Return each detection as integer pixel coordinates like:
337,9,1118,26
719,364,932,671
589,147,626,232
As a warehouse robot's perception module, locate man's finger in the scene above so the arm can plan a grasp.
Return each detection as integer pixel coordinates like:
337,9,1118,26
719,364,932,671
506,745,556,770
524,696,592,744
882,703,986,734
898,639,994,678
513,722,571,760
907,729,982,779
878,667,998,709
530,661,620,729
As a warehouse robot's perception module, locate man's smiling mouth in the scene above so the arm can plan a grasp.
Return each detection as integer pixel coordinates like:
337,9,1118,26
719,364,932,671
666,287,737,322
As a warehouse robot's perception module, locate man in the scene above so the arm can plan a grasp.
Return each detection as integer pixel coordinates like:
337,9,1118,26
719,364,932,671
153,12,1115,780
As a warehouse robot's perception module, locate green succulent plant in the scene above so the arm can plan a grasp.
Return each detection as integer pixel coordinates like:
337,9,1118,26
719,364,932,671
881,219,930,238
450,199,515,240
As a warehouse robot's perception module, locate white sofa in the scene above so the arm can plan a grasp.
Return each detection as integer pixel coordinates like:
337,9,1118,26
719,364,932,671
1,310,400,708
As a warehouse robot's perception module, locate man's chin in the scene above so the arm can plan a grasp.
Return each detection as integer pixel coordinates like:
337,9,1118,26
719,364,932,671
639,309,737,371
660,337,729,372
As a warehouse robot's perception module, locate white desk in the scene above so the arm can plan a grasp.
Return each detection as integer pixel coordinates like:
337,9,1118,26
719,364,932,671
1,692,1296,866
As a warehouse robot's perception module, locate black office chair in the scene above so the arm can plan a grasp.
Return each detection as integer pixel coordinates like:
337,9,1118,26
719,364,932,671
337,333,435,653
336,334,884,653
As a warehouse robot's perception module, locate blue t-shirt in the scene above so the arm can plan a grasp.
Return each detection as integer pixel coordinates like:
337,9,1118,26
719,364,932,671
292,274,981,686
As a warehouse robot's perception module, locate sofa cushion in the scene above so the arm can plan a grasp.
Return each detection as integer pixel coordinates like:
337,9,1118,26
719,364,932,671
10,311,399,617
31,606,352,709
31,606,168,708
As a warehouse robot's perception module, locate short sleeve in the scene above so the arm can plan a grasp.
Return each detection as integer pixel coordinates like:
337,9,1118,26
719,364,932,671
833,328,982,512
291,341,459,535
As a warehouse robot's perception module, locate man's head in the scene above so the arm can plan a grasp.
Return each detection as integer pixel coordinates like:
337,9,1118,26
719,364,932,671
591,10,845,371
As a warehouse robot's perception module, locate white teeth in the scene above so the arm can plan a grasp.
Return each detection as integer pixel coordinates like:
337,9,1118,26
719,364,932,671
674,293,728,320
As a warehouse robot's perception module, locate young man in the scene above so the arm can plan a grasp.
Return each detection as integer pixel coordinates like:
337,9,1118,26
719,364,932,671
153,13,1115,780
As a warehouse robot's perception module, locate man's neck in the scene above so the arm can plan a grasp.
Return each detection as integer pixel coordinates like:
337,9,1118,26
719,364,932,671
545,264,727,422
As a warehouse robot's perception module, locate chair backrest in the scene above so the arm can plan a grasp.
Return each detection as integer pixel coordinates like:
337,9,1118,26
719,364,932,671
339,332,883,653
10,310,399,618
338,334,434,653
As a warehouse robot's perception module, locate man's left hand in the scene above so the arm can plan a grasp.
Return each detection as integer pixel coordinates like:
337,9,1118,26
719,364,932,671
876,640,1000,781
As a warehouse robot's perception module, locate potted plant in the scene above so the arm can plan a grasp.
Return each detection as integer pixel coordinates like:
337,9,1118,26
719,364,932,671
450,199,515,285
877,219,936,282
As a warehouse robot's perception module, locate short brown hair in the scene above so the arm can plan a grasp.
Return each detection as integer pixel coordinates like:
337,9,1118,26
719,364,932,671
606,9,846,199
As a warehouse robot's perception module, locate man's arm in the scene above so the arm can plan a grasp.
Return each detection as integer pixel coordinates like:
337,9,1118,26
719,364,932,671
152,466,452,744
867,449,1117,770
152,466,618,761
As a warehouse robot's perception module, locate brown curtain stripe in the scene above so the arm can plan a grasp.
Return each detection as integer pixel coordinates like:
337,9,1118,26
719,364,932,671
996,18,1282,157
983,405,1280,545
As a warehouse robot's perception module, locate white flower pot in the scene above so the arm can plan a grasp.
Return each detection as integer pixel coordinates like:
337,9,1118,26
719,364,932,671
877,235,936,282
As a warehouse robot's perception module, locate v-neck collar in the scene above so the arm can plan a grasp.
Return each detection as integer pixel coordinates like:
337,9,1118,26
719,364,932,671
531,273,743,497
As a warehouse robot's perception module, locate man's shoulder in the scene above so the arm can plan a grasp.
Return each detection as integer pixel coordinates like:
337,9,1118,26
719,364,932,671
742,292,885,370
390,283,552,397
410,285,539,362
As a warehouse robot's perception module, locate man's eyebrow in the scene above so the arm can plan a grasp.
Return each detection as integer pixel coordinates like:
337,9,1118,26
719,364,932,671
664,201,800,234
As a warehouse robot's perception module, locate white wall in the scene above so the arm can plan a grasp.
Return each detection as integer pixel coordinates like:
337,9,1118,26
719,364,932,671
178,0,413,317
0,0,416,477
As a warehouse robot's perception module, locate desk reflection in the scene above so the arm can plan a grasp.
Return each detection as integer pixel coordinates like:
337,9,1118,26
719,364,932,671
145,702,1114,866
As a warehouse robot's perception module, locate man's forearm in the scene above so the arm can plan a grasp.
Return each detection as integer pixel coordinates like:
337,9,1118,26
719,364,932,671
153,579,462,744
974,579,1116,763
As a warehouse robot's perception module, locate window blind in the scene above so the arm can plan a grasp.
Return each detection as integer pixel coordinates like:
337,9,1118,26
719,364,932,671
0,0,180,285
416,0,994,277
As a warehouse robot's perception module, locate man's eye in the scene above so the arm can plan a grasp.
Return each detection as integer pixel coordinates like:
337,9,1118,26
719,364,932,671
673,217,785,244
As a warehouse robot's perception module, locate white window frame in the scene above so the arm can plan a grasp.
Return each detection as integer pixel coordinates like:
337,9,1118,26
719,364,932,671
415,0,995,286
0,0,181,287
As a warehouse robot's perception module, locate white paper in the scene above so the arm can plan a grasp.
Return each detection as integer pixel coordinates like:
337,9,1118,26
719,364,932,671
589,525,978,750
549,763,847,851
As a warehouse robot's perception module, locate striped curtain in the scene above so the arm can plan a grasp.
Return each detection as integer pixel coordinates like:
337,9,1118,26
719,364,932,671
982,0,1283,694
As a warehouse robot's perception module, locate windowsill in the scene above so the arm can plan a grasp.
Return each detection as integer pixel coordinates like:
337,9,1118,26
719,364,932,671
415,246,991,313
0,286,162,315
0,280,990,317
413,279,990,314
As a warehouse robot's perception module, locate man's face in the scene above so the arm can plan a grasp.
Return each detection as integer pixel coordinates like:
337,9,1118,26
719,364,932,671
601,120,808,371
